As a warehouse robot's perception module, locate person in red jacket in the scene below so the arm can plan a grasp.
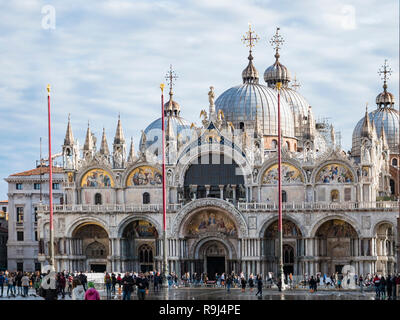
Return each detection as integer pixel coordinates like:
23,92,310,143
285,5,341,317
84,282,100,300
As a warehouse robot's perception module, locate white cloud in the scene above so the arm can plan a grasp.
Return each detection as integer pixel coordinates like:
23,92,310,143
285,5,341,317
0,0,398,199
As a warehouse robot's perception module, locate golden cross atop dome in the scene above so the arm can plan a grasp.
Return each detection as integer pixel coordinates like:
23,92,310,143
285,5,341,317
292,74,301,91
378,59,392,85
241,23,260,51
165,64,178,94
270,27,284,59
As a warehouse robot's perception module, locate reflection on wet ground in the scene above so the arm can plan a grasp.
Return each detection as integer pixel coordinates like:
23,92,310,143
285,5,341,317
103,288,391,300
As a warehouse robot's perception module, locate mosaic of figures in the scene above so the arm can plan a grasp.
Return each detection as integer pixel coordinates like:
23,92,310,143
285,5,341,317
262,163,304,184
316,220,358,238
124,220,158,238
316,163,354,184
81,169,114,188
127,166,162,186
264,220,302,238
186,211,237,237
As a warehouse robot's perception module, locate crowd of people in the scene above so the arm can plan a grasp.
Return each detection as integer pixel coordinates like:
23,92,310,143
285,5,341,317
0,269,398,300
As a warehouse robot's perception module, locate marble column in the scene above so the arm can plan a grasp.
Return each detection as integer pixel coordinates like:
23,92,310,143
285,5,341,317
232,185,237,201
219,185,224,199
205,185,210,197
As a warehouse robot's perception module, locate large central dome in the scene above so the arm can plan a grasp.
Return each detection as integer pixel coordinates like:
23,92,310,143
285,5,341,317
215,83,295,138
215,49,295,139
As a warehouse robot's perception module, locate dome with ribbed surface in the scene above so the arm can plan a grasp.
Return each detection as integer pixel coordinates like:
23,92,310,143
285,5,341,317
279,87,310,120
139,116,192,153
215,83,295,138
376,91,395,107
264,59,291,88
352,106,399,155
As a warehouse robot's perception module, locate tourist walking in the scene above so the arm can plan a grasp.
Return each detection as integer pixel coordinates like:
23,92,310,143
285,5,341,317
111,273,117,295
84,282,100,300
104,272,112,300
71,279,85,300
136,272,149,300
255,275,263,296
7,273,15,297
379,276,386,300
386,274,392,300
16,271,22,296
248,274,254,292
226,275,232,293
122,272,134,300
240,277,247,292
0,272,4,297
359,275,364,293
21,273,30,297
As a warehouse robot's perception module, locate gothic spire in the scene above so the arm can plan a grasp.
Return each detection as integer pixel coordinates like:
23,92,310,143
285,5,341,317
361,104,373,138
64,114,74,146
114,114,125,145
100,127,110,155
128,137,136,162
83,121,94,151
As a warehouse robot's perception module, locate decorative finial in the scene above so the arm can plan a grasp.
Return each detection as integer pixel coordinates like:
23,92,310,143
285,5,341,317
118,112,120,121
378,59,392,92
365,102,368,113
160,83,165,93
292,74,301,91
241,23,260,58
68,113,71,121
165,64,178,96
46,84,51,95
270,27,284,61
87,120,90,128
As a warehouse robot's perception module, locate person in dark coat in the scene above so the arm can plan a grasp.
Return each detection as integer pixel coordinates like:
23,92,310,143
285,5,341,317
135,273,149,300
111,273,117,296
386,274,392,300
255,275,263,296
240,277,247,292
122,272,134,300
15,271,23,296
154,272,161,292
78,272,87,291
248,275,254,292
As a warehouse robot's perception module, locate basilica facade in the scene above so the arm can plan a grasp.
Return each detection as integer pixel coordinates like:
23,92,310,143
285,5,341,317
35,28,399,278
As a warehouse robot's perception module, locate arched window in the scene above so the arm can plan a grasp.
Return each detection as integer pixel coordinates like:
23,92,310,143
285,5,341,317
94,193,102,205
143,192,150,204
282,190,287,203
138,244,154,263
271,139,277,149
283,245,294,264
286,141,290,150
392,158,398,167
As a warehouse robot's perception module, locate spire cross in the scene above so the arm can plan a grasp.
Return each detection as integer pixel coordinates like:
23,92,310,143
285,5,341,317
270,27,284,59
241,23,260,53
292,74,301,91
378,59,392,91
165,64,178,94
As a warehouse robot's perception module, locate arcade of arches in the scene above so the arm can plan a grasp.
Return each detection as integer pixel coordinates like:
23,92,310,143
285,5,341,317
41,216,396,276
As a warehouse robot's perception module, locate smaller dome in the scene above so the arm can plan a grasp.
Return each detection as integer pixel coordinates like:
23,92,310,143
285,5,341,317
376,90,395,107
264,59,291,88
164,92,181,116
241,53,259,84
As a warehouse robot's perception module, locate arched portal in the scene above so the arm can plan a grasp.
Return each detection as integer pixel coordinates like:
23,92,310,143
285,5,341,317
72,224,109,272
121,220,158,272
314,219,358,275
263,219,303,277
182,208,239,278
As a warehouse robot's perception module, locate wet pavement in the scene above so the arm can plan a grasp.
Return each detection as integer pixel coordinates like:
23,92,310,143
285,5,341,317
100,287,389,300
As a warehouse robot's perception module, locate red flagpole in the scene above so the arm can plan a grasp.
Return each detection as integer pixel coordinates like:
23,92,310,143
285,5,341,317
160,83,168,287
277,81,284,288
47,84,55,268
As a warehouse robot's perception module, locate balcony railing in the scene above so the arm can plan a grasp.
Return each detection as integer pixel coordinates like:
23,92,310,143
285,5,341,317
237,201,399,212
37,200,399,214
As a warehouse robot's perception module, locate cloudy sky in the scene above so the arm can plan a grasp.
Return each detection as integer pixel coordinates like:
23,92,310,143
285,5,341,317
0,0,398,199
